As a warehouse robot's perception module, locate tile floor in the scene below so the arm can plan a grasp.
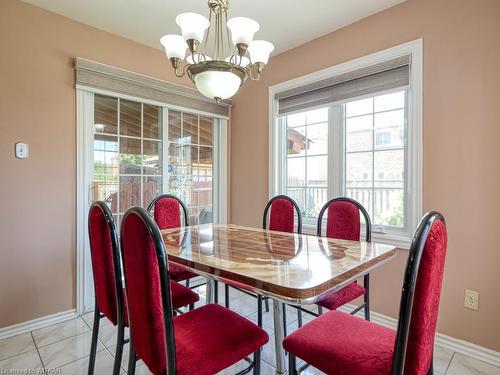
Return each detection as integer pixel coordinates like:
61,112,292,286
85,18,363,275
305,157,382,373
1,279,499,374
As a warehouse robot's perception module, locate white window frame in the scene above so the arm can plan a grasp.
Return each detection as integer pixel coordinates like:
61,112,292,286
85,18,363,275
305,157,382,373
76,86,229,313
269,39,422,249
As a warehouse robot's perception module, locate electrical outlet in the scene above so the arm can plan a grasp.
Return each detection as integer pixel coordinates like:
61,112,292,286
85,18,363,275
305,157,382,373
464,289,479,311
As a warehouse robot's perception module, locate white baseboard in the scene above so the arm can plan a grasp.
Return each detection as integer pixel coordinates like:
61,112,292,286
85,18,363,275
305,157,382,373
339,304,500,368
0,309,78,341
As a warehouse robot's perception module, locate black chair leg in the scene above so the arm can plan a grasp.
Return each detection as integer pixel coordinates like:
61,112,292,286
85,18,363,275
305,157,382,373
186,279,190,288
257,295,263,327
127,342,137,375
214,280,219,304
87,307,100,375
189,303,195,310
283,308,287,338
318,306,323,315
364,274,370,321
297,309,303,328
225,284,230,307
264,297,269,312
289,353,297,375
112,320,125,375
253,349,261,375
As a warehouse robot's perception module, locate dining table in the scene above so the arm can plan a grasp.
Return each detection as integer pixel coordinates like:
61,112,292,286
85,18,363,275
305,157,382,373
161,223,397,375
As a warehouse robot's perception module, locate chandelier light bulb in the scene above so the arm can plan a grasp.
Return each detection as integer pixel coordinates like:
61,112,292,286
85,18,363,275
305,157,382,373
176,13,210,43
248,40,275,64
227,17,260,46
160,34,188,60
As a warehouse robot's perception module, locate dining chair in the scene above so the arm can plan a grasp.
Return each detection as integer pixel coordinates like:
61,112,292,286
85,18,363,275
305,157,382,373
224,195,302,328
300,197,372,324
147,194,211,295
284,211,447,375
87,202,199,375
120,206,269,375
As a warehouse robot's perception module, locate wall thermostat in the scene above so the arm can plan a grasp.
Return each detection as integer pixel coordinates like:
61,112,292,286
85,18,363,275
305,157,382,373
15,142,29,159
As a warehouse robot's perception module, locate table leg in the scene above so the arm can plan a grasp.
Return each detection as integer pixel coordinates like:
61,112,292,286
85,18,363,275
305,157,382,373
272,299,286,374
206,277,214,304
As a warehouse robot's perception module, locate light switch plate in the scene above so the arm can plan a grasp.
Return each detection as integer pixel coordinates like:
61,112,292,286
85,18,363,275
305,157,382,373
15,142,29,159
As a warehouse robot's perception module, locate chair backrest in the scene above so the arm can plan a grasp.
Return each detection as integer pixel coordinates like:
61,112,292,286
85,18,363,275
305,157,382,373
147,194,189,230
263,195,302,234
87,201,124,326
120,206,176,375
317,197,371,242
392,211,448,375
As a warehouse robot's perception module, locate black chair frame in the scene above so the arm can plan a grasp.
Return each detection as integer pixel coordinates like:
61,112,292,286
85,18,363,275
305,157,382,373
225,195,303,331
294,197,372,326
122,207,261,375
87,201,128,375
147,194,213,299
289,211,445,375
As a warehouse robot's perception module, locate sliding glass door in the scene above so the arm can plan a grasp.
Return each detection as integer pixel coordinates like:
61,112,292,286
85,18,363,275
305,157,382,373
92,93,219,227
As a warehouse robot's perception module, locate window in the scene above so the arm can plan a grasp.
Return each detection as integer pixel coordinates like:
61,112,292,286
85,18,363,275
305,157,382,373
270,41,422,246
92,93,223,227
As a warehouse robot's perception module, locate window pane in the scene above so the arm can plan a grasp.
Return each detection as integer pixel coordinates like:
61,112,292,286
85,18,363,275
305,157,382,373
374,109,404,129
307,156,327,187
346,152,372,188
374,150,404,188
143,176,162,208
287,188,305,216
287,157,305,186
94,134,118,175
346,128,372,152
93,178,118,213
168,110,182,143
374,91,405,112
199,116,213,146
143,104,161,139
374,189,404,227
307,123,328,155
346,188,373,218
120,137,142,174
287,126,306,156
143,140,161,175
198,206,213,224
307,108,328,124
183,113,198,144
119,176,141,212
346,114,373,133
120,100,141,137
306,188,327,218
287,112,306,127
94,94,117,134
346,97,373,117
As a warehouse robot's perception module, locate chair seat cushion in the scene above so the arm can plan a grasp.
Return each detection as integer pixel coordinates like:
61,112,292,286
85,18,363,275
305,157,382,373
174,304,269,375
283,310,395,375
316,282,366,310
170,280,199,310
169,263,197,282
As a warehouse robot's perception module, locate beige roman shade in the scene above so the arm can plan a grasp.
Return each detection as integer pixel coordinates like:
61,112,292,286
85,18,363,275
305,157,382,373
276,56,410,115
75,57,231,118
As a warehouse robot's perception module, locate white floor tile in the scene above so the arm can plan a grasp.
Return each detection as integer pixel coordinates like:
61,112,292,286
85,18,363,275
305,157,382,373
32,317,90,348
434,345,454,374
97,323,129,348
38,331,103,369
58,349,119,375
446,353,500,375
0,333,36,361
81,311,113,329
0,350,43,372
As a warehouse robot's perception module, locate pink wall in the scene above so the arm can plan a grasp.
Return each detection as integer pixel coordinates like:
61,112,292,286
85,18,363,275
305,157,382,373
230,0,500,351
0,0,190,327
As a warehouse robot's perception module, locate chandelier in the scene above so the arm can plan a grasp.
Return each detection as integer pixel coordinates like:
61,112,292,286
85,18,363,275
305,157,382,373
160,0,274,103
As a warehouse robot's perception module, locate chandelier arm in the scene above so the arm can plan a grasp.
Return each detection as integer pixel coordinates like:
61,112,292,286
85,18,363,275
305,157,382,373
246,65,261,81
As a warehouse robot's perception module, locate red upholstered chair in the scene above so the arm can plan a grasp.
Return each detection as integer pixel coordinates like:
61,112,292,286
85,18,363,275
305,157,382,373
120,206,269,375
284,211,448,375
224,195,302,327
87,202,200,375
307,197,372,322
147,195,202,288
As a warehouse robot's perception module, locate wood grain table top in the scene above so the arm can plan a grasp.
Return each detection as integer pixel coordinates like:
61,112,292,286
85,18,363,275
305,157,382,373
162,224,397,303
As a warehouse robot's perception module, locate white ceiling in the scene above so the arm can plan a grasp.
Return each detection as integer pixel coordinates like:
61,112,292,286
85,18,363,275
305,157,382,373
22,0,405,55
